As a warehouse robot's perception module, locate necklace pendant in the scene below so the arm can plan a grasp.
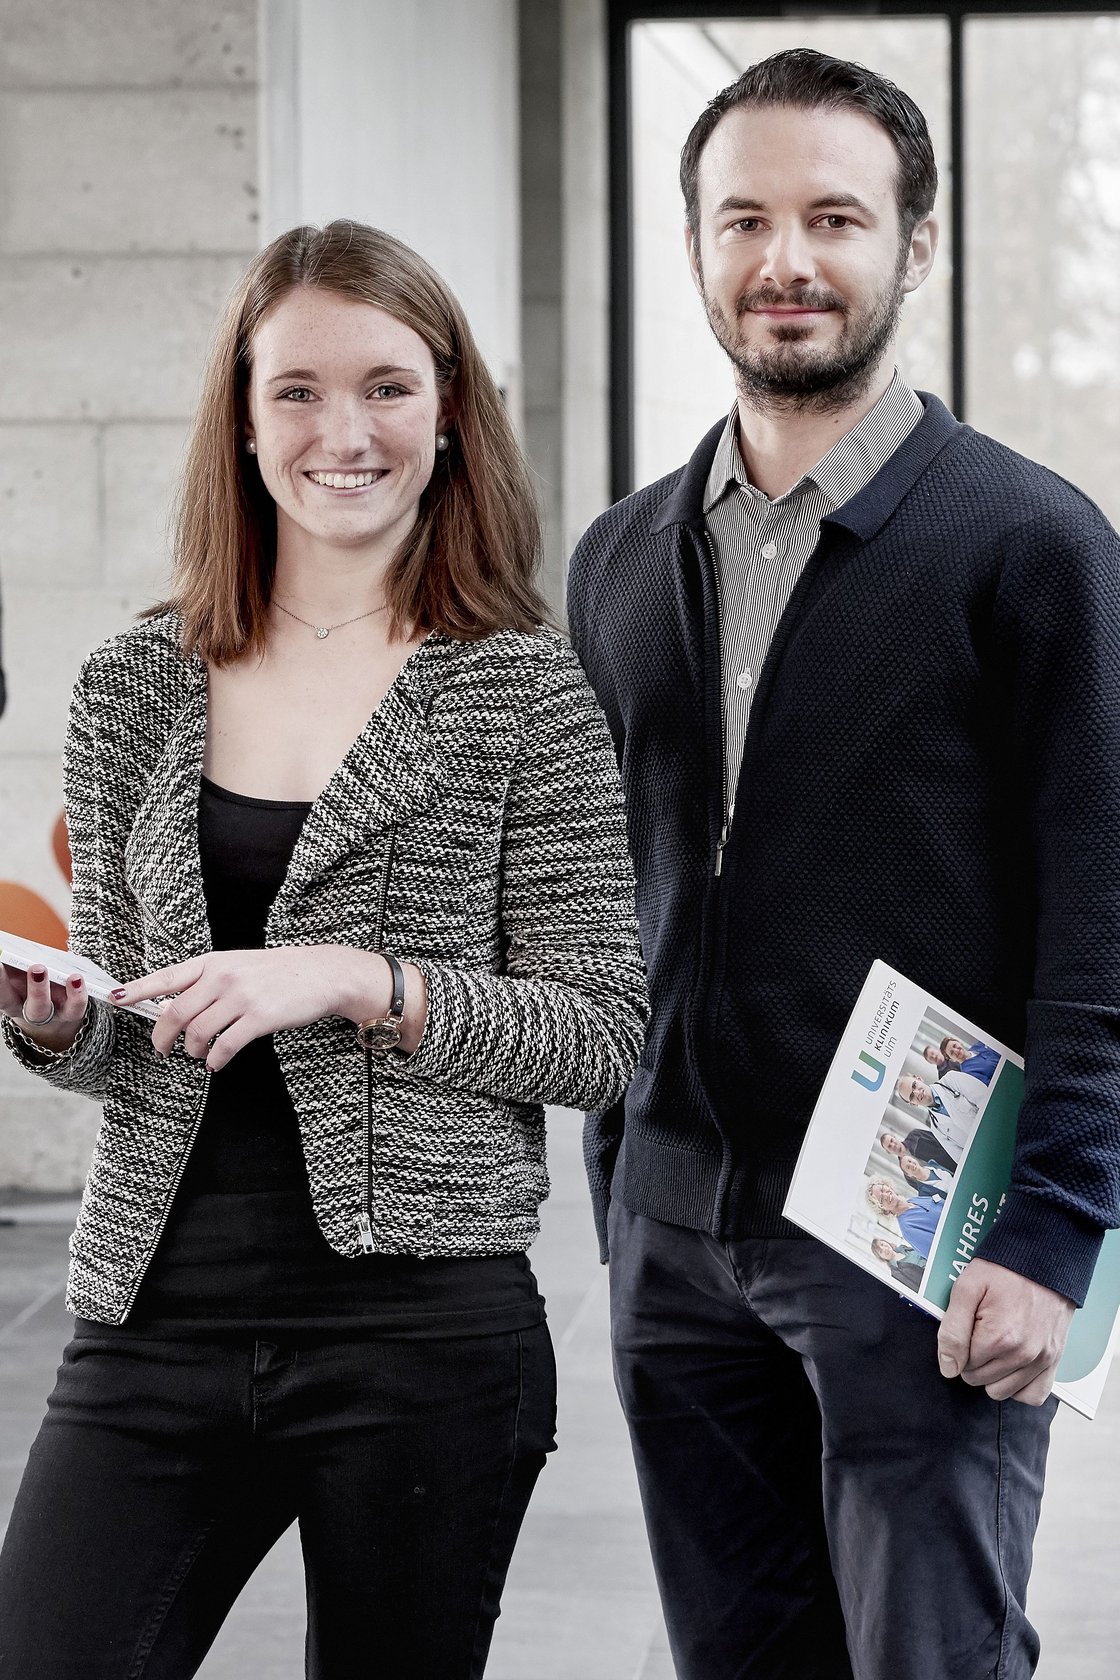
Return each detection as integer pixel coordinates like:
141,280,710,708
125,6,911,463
315,626,329,639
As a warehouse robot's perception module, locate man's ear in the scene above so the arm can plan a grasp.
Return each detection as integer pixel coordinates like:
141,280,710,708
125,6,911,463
902,214,938,296
685,224,704,299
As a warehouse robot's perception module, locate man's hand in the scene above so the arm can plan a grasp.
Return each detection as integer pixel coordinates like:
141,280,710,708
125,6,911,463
937,1257,1075,1406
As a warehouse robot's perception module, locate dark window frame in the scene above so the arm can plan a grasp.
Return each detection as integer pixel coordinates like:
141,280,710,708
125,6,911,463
608,2,1120,497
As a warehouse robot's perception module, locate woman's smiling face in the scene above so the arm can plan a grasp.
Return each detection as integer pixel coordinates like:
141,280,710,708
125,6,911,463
246,285,443,561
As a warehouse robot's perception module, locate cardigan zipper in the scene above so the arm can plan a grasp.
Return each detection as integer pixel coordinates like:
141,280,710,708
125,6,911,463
705,530,732,878
121,1066,212,1316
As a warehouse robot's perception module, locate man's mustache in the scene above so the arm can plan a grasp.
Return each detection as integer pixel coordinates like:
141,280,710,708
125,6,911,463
735,287,848,317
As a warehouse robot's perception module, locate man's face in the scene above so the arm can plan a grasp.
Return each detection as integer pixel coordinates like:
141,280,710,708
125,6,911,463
922,1045,942,1067
686,102,936,410
942,1037,968,1064
880,1132,905,1158
899,1076,934,1108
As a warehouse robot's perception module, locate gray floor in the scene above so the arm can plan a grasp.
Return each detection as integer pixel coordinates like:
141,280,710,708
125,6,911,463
0,1116,1116,1678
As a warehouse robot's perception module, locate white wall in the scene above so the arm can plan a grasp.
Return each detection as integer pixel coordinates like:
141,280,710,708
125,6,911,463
261,0,521,412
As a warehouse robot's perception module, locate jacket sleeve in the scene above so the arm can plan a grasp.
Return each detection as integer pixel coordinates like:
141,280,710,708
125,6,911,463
2,661,119,1096
976,498,1120,1304
403,642,649,1112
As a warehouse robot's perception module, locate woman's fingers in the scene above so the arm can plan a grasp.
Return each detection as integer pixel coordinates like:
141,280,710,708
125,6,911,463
56,974,89,1024
150,980,219,1057
176,998,242,1063
1,964,89,1052
111,958,205,1009
20,964,56,1026
202,1014,255,1072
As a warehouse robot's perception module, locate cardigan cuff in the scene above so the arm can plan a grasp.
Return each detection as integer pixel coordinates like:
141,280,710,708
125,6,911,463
974,1185,1106,1307
397,960,455,1082
2,997,114,1093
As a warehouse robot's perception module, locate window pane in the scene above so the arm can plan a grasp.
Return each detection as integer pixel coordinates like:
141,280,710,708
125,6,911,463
966,15,1120,523
630,17,951,489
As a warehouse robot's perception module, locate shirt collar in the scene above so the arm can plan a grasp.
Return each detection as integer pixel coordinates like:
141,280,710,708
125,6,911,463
702,373,924,517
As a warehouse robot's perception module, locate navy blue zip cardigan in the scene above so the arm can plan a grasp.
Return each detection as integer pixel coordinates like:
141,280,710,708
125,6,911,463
568,393,1120,1306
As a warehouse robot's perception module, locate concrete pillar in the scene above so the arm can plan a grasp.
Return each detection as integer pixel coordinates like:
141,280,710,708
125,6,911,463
0,0,260,1188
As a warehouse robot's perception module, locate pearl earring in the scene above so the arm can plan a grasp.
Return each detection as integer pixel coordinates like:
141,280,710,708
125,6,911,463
245,439,257,455
435,433,449,453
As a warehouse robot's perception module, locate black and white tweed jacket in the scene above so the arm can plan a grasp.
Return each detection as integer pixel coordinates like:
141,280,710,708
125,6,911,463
5,613,648,1324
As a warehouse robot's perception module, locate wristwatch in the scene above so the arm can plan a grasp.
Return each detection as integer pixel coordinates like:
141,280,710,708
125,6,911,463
356,952,406,1051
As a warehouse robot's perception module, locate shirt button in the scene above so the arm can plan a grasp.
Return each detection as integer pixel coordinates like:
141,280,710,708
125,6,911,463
736,669,753,690
760,541,778,560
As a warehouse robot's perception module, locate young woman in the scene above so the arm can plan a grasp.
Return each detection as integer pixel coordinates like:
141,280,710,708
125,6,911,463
0,220,647,1679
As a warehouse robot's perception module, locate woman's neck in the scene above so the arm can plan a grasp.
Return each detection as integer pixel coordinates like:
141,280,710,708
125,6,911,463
270,545,391,623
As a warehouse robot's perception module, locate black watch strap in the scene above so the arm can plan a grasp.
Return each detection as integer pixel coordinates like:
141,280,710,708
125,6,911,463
384,952,406,1021
356,953,406,1051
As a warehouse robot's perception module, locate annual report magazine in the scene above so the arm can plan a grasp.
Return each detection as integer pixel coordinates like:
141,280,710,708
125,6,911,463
784,960,1120,1418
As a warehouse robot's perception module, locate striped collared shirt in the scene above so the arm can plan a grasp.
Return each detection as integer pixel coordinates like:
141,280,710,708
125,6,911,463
705,374,924,835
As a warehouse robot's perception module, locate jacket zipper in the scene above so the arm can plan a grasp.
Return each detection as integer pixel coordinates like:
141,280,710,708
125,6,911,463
356,824,398,1254
355,687,435,1254
137,893,177,943
121,1066,211,1316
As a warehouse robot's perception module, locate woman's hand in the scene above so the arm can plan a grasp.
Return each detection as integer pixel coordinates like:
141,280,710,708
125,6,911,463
1,962,89,1054
111,945,426,1071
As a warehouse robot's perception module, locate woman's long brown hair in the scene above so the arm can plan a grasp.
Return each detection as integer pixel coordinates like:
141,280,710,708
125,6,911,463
150,221,548,661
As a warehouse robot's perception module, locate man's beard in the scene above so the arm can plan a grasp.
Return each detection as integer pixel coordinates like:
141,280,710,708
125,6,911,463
700,254,907,415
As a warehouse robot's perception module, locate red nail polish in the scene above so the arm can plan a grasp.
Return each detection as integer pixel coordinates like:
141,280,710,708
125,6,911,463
69,976,84,990
30,966,47,982
110,988,126,1001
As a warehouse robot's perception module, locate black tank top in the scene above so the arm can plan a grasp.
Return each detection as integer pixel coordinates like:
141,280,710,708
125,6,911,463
113,776,544,1338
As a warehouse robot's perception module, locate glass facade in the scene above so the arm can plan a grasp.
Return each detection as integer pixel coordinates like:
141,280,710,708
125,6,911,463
966,14,1120,522
626,8,1120,527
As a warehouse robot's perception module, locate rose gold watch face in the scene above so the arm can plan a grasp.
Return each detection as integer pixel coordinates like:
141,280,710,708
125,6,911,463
358,1019,403,1051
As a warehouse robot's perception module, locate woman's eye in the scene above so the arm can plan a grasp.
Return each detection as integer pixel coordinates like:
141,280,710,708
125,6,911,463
279,386,314,402
371,383,407,399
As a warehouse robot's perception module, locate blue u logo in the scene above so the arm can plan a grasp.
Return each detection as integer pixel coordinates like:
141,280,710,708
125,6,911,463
851,1051,886,1092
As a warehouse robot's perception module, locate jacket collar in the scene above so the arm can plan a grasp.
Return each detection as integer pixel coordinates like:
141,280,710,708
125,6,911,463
280,638,450,903
125,632,453,954
648,391,962,542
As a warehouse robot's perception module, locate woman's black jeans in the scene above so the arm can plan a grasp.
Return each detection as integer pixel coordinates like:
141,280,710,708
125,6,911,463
0,1321,556,1679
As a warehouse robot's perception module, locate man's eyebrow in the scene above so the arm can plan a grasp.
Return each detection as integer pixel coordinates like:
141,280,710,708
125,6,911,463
714,197,767,217
806,193,877,217
712,193,878,219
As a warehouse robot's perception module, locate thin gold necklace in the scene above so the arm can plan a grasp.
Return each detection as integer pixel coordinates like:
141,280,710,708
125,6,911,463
273,599,388,640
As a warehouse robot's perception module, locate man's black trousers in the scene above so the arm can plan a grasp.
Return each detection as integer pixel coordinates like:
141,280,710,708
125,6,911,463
609,1203,1055,1680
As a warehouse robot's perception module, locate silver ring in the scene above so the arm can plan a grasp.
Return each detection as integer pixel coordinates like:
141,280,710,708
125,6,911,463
21,999,55,1028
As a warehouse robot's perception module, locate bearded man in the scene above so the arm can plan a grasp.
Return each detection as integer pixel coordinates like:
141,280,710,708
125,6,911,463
566,47,1120,1680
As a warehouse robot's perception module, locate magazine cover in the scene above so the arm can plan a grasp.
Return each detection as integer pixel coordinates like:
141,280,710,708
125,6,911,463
784,959,1120,1419
0,930,161,1022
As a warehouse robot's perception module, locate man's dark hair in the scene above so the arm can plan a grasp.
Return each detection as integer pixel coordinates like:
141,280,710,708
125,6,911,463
680,48,937,239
